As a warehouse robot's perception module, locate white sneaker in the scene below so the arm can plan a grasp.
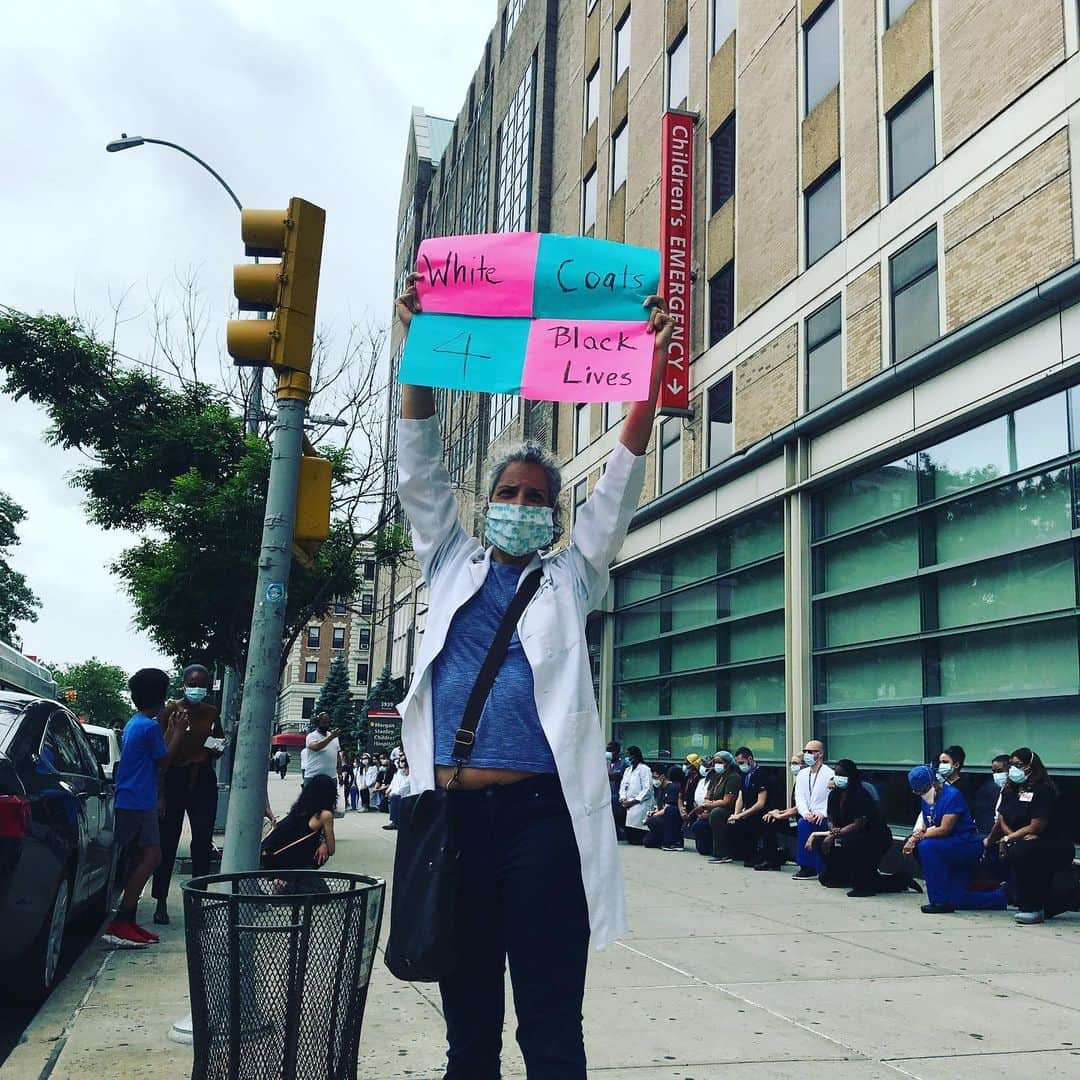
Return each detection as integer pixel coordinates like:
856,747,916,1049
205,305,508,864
1015,909,1045,925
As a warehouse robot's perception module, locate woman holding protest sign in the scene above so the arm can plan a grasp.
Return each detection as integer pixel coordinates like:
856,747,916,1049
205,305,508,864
387,269,672,1079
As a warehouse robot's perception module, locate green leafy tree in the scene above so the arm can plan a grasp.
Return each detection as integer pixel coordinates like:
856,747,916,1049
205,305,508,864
365,663,400,710
315,656,353,737
0,307,391,671
0,490,40,645
49,658,130,727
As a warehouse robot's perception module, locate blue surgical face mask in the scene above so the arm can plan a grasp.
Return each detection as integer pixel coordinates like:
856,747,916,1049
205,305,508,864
484,503,554,557
1008,765,1027,785
803,752,816,767
184,686,208,704
938,762,954,779
790,764,802,777
682,764,689,774
605,751,613,762
993,772,1008,788
738,763,751,774
834,775,850,790
715,763,725,775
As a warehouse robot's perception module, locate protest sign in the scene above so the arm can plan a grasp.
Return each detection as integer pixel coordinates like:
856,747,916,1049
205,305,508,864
402,232,661,402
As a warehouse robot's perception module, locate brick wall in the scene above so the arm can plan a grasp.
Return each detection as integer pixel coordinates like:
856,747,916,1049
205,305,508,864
944,130,1074,330
842,0,880,232
734,326,798,449
939,0,1065,154
845,265,882,388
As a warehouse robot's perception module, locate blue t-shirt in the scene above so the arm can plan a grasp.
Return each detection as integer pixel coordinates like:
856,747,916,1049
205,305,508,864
114,712,169,811
431,560,557,773
921,782,978,842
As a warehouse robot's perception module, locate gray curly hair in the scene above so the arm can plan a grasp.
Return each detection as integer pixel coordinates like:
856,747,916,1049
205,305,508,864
485,442,564,543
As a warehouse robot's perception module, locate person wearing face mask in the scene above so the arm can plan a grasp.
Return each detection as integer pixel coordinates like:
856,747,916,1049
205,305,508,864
972,755,1011,837
985,747,1075,924
759,742,834,875
151,663,225,926
359,754,378,811
806,759,922,898
618,746,654,845
384,755,412,830
689,751,739,857
718,748,775,866
304,712,343,787
913,745,968,834
902,765,1005,914
393,274,674,1078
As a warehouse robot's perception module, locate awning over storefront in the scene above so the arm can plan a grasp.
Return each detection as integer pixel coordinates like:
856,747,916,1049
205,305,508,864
271,732,306,747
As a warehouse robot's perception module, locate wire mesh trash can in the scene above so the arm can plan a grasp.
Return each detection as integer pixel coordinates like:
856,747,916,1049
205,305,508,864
182,871,385,1080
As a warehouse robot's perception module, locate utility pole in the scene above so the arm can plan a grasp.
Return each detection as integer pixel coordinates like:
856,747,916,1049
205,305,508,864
221,197,328,873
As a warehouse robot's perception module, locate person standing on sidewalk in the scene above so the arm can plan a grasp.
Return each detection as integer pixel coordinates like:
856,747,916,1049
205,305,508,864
304,712,341,796
392,273,672,1080
103,668,187,948
152,663,224,927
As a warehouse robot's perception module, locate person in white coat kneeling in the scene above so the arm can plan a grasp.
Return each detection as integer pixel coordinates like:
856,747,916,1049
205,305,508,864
619,746,655,845
393,273,673,1080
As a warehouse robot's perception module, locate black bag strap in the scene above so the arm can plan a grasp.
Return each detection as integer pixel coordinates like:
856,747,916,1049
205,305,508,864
451,567,543,768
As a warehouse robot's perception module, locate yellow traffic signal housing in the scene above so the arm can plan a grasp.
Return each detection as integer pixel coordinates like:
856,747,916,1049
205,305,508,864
227,197,326,376
294,455,332,542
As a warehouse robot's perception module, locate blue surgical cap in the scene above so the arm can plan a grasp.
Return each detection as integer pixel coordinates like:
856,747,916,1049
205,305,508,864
907,765,936,792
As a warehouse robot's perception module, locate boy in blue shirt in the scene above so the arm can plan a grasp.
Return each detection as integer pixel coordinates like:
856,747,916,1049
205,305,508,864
102,668,186,948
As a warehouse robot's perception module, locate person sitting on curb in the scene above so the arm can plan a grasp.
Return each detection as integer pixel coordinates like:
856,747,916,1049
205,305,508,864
902,764,1006,915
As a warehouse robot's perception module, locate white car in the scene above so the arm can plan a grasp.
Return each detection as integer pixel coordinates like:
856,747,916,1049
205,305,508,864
80,722,122,781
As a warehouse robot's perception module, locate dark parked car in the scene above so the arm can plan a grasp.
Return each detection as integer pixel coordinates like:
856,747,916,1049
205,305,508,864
0,692,116,1002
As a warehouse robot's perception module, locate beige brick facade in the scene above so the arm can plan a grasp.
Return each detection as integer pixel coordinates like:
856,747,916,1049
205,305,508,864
735,326,799,449
845,265,882,388
881,0,933,115
842,0,879,233
944,130,1075,329
939,0,1066,154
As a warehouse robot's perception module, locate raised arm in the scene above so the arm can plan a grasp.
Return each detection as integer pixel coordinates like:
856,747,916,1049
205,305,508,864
619,296,675,455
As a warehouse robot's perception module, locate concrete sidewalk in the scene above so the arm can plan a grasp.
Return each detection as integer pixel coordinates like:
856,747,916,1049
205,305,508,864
6,773,1080,1078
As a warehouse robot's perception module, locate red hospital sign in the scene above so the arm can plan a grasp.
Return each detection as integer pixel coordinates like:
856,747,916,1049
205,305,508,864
659,110,694,416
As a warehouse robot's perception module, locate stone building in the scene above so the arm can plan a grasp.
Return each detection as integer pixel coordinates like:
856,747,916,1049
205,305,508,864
377,0,1080,827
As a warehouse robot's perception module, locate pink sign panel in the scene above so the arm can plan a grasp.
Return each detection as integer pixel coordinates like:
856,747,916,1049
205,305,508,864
519,320,654,403
414,232,540,318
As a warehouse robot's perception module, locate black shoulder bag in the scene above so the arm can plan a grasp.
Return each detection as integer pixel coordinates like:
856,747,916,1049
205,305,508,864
383,567,543,983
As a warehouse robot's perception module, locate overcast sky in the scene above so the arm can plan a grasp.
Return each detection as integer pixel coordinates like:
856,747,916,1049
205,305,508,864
0,0,495,674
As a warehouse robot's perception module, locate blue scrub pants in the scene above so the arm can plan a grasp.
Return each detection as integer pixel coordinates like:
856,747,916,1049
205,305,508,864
797,817,825,873
920,834,1006,909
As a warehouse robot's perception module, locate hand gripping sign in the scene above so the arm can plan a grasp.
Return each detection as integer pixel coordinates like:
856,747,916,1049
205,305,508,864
400,232,661,402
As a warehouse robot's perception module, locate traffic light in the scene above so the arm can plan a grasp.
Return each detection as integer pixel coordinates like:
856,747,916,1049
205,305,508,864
292,435,332,568
227,197,326,378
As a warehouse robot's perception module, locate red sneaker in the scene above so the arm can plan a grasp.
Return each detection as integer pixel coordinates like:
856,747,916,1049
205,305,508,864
131,923,160,943
101,920,149,949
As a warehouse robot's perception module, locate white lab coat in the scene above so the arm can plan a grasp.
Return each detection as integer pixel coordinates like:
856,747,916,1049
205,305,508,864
795,763,834,821
619,763,655,830
397,416,645,950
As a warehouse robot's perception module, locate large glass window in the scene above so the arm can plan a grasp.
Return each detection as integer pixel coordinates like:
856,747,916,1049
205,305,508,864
659,417,681,495
806,296,842,411
707,376,734,468
888,80,936,199
806,168,841,266
710,117,735,215
614,10,631,83
709,262,734,345
667,32,689,109
613,505,785,761
489,393,519,442
502,0,526,51
811,388,1080,809
805,0,839,115
712,0,736,54
891,227,939,363
495,60,535,232
612,122,628,193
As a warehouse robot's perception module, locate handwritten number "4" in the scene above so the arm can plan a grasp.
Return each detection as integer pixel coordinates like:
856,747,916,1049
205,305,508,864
432,331,491,381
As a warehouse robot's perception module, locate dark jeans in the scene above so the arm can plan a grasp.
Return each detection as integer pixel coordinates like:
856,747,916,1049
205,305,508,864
1008,839,1074,913
822,825,909,893
153,763,218,901
690,817,712,855
388,793,403,825
724,814,764,864
439,775,589,1080
359,786,370,810
708,806,733,857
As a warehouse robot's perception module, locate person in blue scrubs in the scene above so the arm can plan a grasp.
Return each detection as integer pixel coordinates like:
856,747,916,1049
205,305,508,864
903,765,1006,915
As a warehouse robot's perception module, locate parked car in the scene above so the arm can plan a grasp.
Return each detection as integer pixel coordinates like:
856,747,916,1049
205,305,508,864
0,692,116,1003
80,722,121,781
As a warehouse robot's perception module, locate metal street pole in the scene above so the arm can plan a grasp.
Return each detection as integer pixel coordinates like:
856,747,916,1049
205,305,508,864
220,389,307,873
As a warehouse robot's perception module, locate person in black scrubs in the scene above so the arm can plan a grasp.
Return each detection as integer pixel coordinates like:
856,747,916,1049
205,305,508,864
972,755,1010,837
985,747,1075,924
806,759,922,898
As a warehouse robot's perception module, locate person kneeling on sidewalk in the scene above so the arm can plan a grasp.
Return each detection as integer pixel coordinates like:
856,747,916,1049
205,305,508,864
720,748,774,866
103,668,186,948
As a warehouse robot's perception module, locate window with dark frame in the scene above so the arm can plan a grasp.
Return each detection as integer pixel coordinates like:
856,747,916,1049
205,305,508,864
806,167,841,266
495,60,535,233
573,479,588,524
708,262,734,346
888,80,936,199
605,400,623,430
614,9,631,83
575,402,591,454
707,376,734,468
302,697,315,720
359,629,371,651
710,116,735,215
667,32,688,109
304,661,318,684
356,663,369,685
891,227,939,364
306,626,320,648
585,64,599,129
804,0,839,115
332,627,346,650
806,296,843,411
333,600,347,615
583,169,597,233
712,0,736,54
659,418,682,495
612,122,628,193
361,594,374,616
363,560,376,581
501,0,525,53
